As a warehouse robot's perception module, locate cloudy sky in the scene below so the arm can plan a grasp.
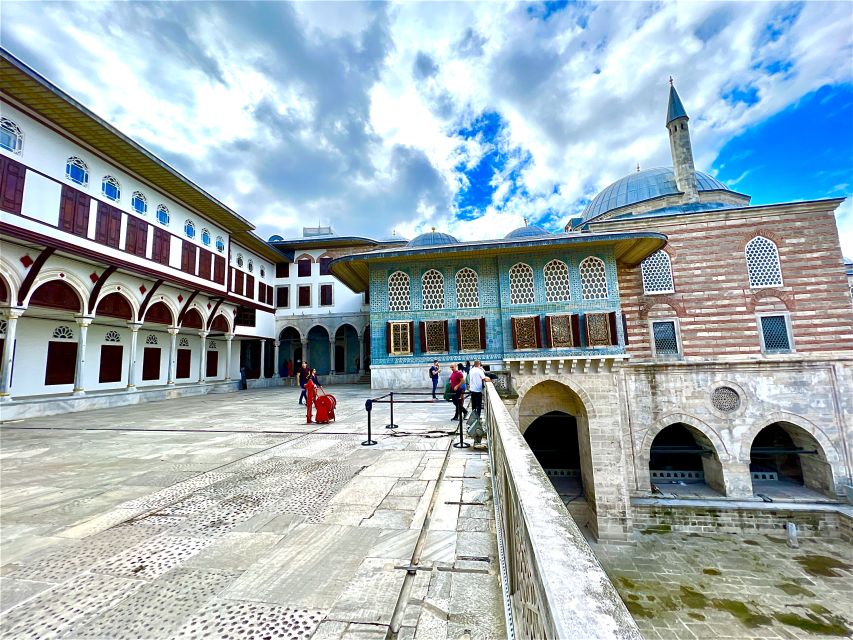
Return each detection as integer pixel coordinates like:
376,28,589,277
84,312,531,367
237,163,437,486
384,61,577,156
3,1,852,253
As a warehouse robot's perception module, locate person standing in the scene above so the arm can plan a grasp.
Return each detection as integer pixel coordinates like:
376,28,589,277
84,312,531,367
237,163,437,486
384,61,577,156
305,375,316,423
468,359,487,417
449,362,467,421
464,360,471,374
429,360,441,399
298,361,310,404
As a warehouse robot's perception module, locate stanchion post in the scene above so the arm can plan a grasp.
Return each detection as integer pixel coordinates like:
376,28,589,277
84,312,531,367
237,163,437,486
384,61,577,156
385,391,399,429
362,399,377,446
453,394,471,449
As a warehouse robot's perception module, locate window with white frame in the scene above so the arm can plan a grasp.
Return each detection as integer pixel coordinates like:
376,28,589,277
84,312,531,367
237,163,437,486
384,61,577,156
758,313,792,353
201,228,211,246
579,256,608,300
651,320,680,356
156,205,170,226
641,251,674,294
509,263,535,305
65,156,89,186
215,236,225,252
543,259,571,302
131,191,147,215
455,268,479,308
390,321,412,355
421,269,445,310
184,220,196,239
0,118,23,154
102,176,121,201
388,271,411,311
746,237,783,288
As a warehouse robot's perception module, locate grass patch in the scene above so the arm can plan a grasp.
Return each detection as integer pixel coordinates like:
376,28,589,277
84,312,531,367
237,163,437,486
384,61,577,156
711,599,772,628
795,554,852,578
776,582,815,597
702,568,721,576
774,613,850,636
640,523,672,535
680,586,709,609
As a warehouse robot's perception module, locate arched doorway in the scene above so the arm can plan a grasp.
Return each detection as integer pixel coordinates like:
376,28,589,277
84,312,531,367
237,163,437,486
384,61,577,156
518,381,594,508
648,423,725,496
750,422,834,498
307,325,330,375
278,327,301,377
335,324,359,374
27,280,83,391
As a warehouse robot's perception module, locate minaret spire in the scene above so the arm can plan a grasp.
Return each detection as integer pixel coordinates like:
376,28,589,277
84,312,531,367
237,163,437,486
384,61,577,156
665,80,698,203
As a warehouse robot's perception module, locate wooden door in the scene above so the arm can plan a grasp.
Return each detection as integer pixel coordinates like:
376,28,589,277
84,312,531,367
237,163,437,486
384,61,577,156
142,347,161,381
98,344,123,383
45,342,77,385
176,348,191,379
206,351,219,377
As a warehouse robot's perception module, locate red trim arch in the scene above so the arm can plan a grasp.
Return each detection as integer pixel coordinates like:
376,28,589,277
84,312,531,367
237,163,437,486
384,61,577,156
96,292,134,320
181,307,204,329
28,279,82,313
144,301,174,325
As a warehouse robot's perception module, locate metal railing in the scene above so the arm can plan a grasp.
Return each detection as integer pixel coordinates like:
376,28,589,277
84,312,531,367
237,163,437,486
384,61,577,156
484,383,643,640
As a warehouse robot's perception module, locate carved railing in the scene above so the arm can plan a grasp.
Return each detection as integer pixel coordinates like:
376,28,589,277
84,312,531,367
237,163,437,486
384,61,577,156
484,383,643,640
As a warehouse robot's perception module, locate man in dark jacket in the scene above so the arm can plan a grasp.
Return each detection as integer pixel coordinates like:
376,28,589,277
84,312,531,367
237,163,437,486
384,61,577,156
298,362,310,405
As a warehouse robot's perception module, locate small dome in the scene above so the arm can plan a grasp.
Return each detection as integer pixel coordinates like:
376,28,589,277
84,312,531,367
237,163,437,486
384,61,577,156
505,225,550,240
268,234,284,242
582,167,731,221
406,230,459,248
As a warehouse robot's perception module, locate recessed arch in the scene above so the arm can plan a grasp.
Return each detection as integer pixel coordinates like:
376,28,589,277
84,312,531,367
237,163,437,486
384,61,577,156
210,313,231,333
181,307,204,330
278,325,302,342
646,422,726,495
144,301,175,326
0,273,9,303
95,291,134,320
28,279,82,313
25,271,89,311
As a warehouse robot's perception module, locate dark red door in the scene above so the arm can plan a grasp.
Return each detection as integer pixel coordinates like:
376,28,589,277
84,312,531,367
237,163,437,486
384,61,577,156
142,347,161,381
206,351,218,377
98,344,123,383
176,348,191,379
45,342,77,385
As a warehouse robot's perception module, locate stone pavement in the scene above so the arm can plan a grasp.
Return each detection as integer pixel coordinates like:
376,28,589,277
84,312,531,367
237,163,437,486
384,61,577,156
0,385,505,639
593,531,853,640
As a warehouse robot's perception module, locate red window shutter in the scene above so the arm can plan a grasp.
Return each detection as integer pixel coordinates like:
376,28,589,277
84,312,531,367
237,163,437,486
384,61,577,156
59,185,76,232
125,217,138,255
198,249,212,280
1,156,26,214
109,208,121,248
571,314,581,347
478,318,486,350
276,262,290,278
181,242,197,275
246,275,255,299
408,322,414,353
73,191,90,237
267,286,273,306
386,322,392,354
276,287,288,307
142,347,161,381
444,320,451,351
511,317,518,349
95,201,110,245
419,321,426,353
45,341,77,385
98,344,123,383
608,311,619,346
544,315,553,348
235,271,244,295
176,349,191,379
534,316,542,348
135,219,148,257
621,313,629,346
214,256,225,284
153,228,170,265
206,351,219,377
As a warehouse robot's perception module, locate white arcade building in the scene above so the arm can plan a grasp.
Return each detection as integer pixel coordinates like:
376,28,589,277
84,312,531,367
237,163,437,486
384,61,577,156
0,49,284,420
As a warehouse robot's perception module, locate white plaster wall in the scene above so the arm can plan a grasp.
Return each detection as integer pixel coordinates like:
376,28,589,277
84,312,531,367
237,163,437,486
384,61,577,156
20,171,61,226
274,248,366,317
137,329,169,387
11,317,76,397
80,323,129,390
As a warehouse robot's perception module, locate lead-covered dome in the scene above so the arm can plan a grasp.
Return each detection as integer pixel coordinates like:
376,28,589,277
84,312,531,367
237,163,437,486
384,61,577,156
504,225,551,240
406,230,459,248
582,167,730,221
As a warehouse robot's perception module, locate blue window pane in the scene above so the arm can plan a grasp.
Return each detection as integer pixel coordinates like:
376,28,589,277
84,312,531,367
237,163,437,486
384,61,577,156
215,237,225,252
201,230,211,246
67,164,87,185
184,221,195,238
103,181,120,201
132,195,147,214
653,321,679,355
761,316,790,352
0,130,17,152
157,208,170,225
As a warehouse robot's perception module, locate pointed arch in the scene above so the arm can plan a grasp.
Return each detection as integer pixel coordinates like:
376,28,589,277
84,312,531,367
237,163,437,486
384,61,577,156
543,259,570,302
421,269,445,310
508,263,534,305
95,291,135,320
388,271,410,311
24,270,89,311
745,236,783,288
579,256,608,300
210,312,231,333
455,268,479,308
144,300,176,326
181,307,204,329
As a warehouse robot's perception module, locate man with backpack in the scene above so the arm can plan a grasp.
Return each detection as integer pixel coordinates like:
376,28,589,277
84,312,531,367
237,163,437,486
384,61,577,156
429,360,441,399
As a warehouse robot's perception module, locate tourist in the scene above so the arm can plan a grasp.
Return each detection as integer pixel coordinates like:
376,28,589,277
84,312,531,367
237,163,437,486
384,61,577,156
464,360,471,374
305,374,316,423
468,360,487,417
298,362,310,404
450,362,467,421
429,360,441,399
310,368,321,387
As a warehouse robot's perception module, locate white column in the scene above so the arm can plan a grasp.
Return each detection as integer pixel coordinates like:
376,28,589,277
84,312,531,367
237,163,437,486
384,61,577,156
73,316,94,396
126,321,142,391
260,339,267,379
198,330,209,382
301,340,308,368
273,340,281,379
225,333,234,381
329,339,336,375
0,308,24,401
167,327,179,385
358,336,365,373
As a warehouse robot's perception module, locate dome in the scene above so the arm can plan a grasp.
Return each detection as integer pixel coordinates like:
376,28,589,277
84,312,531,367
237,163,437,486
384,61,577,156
268,234,284,242
582,167,730,221
504,225,551,240
406,230,459,248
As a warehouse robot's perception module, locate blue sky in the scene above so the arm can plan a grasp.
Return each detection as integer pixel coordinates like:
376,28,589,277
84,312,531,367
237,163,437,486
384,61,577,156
1,1,851,253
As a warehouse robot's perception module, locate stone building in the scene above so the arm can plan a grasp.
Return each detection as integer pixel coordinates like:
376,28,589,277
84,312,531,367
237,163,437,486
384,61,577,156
0,49,284,419
333,84,853,540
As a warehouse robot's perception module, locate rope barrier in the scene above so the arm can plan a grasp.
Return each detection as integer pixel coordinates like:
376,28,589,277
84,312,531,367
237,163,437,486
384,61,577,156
361,389,470,446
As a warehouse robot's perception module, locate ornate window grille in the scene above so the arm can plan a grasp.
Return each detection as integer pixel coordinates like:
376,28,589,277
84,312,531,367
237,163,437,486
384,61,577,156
104,330,121,343
388,271,411,311
208,341,217,350
0,117,23,154
179,337,190,347
145,334,159,345
65,156,89,186
509,263,535,305
711,387,740,412
421,269,445,310
184,220,196,239
512,316,538,349
102,176,121,201
579,257,608,300
215,236,225,252
459,318,482,351
52,325,74,340
156,205,170,226
641,251,674,294
455,268,479,308
548,314,574,348
248,259,254,273
390,321,411,355
201,229,211,246
424,320,446,353
543,260,571,302
746,237,783,288
236,254,244,268
651,320,679,355
259,266,265,278
131,191,147,215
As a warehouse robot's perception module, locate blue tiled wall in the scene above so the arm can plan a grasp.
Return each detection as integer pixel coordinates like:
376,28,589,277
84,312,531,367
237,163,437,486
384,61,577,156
370,248,625,366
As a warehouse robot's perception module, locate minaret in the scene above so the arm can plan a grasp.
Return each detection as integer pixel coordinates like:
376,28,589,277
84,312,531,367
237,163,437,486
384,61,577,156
666,79,699,203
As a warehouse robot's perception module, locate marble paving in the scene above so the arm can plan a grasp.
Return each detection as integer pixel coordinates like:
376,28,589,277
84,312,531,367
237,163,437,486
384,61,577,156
0,385,505,639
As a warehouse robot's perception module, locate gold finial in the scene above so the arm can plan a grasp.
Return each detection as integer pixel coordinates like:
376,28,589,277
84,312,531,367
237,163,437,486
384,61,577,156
637,163,641,172
669,75,674,86
523,216,529,227
431,226,436,233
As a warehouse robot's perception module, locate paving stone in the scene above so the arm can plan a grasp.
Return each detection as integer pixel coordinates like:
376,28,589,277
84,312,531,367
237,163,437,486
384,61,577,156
0,576,54,612
328,557,407,625
183,532,283,571
174,597,324,640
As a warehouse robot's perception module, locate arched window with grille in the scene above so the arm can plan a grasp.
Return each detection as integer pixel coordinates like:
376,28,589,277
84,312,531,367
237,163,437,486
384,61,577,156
745,236,782,288
65,156,89,186
102,176,121,201
579,256,608,300
388,271,411,311
131,191,148,215
455,268,479,308
543,259,570,302
509,263,535,305
421,269,445,310
641,251,674,294
0,118,23,154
